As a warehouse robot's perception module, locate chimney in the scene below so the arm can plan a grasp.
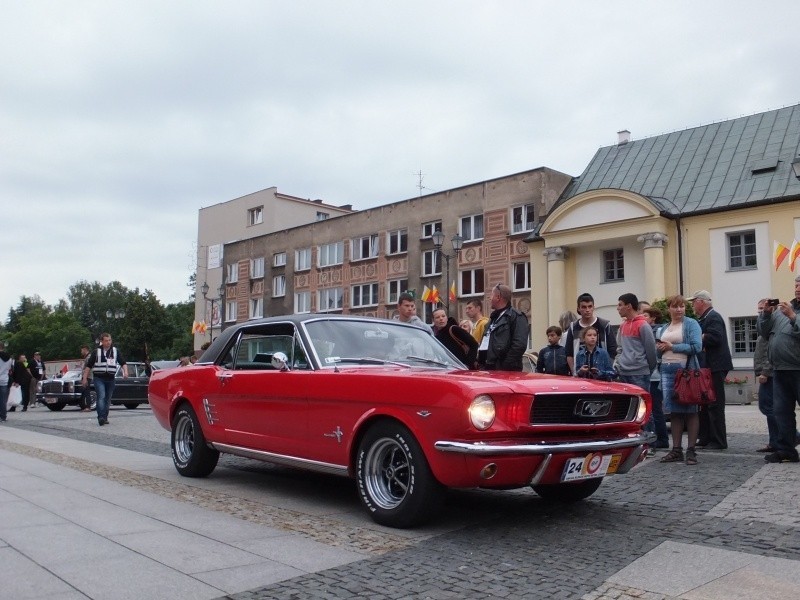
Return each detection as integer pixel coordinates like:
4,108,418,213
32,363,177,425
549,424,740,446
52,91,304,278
617,130,631,145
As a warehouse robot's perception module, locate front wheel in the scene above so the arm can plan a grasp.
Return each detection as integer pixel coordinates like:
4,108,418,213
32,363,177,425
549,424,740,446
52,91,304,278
46,402,66,412
171,404,219,477
532,478,603,502
356,421,444,528
123,403,140,409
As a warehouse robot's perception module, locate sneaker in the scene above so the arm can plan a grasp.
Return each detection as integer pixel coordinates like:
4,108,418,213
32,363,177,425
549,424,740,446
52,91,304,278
647,447,657,457
764,451,800,464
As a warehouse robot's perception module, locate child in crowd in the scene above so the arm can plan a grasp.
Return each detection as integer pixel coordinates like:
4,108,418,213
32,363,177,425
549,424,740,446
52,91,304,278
535,326,570,376
574,325,616,381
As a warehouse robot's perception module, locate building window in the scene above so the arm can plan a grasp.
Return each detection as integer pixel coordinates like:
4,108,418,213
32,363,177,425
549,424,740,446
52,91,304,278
511,204,536,234
460,269,484,296
250,257,265,279
352,283,379,308
295,248,311,271
273,252,286,267
249,297,263,319
513,262,531,291
226,263,239,284
727,230,757,270
352,234,379,261
731,317,758,356
387,229,408,255
318,241,344,267
272,275,286,297
294,291,311,314
422,249,441,277
459,214,484,242
318,288,343,312
225,301,237,322
247,206,263,226
316,211,329,221
422,221,442,239
603,249,624,282
387,279,408,305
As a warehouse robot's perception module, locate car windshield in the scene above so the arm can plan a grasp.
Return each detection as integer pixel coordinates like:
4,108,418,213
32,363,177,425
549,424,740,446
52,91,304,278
304,319,465,370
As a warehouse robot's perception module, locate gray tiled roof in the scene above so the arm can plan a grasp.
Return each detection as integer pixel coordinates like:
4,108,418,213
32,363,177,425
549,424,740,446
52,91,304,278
564,104,800,215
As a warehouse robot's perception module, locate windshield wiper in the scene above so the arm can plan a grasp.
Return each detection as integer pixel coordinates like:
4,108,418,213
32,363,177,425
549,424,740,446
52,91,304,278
404,355,449,368
331,357,411,368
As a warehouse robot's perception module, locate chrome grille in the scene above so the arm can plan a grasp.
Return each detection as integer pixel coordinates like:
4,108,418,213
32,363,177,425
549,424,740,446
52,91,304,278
41,381,64,393
530,394,637,425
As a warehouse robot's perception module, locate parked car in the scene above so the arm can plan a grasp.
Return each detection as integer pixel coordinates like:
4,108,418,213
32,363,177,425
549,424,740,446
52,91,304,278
38,362,153,411
148,315,654,528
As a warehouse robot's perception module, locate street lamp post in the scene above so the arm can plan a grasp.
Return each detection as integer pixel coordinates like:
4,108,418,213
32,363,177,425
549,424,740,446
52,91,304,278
431,230,464,315
201,282,225,342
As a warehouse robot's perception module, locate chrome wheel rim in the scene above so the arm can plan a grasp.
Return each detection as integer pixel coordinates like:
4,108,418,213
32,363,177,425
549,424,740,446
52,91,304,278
173,414,195,465
364,438,410,509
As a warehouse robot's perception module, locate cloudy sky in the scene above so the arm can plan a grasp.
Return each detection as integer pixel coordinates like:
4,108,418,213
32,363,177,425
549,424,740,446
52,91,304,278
3,1,800,321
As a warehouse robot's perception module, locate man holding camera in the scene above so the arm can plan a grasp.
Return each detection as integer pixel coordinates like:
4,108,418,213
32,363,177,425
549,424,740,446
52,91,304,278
757,277,800,463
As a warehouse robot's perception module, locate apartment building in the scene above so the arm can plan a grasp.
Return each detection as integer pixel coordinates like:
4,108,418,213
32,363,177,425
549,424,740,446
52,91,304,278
194,187,354,350
221,168,572,333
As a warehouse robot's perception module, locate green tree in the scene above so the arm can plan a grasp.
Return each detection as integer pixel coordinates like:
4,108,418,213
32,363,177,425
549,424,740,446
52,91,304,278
6,295,49,334
67,280,135,343
7,306,90,359
117,289,168,361
159,300,195,359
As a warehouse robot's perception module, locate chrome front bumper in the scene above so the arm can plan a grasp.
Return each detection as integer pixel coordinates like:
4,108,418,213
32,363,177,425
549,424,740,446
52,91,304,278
434,431,656,456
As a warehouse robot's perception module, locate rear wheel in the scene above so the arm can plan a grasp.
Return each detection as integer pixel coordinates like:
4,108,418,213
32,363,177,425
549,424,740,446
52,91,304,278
171,404,219,477
532,478,603,502
46,402,66,412
356,421,444,528
123,403,140,409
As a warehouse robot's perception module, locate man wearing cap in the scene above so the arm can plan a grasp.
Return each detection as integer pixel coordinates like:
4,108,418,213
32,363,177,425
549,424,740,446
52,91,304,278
29,351,46,409
757,286,800,463
688,290,733,450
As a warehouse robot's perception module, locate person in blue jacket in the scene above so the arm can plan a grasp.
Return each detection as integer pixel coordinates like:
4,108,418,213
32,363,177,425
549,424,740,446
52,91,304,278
574,326,616,381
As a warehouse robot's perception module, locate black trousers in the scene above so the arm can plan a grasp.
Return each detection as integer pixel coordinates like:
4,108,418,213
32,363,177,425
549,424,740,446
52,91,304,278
698,370,728,447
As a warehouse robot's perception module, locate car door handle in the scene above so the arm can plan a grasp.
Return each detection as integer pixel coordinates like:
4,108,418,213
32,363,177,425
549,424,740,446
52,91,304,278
217,371,234,384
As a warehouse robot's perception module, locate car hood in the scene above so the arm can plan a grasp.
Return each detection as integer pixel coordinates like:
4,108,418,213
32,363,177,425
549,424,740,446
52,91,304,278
331,367,646,396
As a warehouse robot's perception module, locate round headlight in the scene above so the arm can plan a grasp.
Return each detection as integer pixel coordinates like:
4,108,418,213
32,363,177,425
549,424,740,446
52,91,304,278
469,395,496,430
636,396,647,422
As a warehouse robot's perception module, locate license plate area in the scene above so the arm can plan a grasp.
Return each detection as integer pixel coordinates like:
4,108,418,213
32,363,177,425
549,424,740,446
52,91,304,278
561,452,621,482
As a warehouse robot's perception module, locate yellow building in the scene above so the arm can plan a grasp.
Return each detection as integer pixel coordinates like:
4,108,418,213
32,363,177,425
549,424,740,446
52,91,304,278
530,105,800,370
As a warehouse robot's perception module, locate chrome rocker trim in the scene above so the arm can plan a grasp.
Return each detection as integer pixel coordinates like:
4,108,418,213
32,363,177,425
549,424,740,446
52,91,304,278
210,443,349,477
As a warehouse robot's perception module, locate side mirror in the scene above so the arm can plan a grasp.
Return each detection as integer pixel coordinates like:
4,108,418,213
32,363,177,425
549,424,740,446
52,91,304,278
271,351,289,371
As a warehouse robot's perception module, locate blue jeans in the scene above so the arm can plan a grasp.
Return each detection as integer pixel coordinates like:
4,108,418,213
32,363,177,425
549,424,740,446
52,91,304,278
758,377,778,449
649,380,669,446
772,370,800,456
0,384,8,420
618,374,651,393
94,377,116,421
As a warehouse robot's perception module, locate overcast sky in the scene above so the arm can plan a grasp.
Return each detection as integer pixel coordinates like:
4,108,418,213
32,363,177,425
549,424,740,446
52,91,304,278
3,1,800,321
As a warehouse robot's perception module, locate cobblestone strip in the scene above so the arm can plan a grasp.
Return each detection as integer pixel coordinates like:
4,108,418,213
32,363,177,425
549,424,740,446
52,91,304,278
0,438,418,556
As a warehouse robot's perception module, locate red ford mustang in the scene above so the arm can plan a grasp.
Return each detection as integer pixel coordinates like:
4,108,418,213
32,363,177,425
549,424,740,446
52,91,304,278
149,315,653,528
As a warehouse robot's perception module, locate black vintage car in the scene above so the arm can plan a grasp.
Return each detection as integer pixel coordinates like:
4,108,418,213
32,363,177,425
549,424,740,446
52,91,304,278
36,361,175,411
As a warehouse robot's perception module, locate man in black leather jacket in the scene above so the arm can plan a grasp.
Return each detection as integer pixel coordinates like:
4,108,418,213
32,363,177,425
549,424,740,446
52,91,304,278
479,284,529,371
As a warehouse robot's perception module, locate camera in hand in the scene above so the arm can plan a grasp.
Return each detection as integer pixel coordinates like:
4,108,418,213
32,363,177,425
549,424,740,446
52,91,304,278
767,298,780,306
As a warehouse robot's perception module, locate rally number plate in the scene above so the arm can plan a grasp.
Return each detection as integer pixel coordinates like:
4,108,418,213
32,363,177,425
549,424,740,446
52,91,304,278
561,452,621,482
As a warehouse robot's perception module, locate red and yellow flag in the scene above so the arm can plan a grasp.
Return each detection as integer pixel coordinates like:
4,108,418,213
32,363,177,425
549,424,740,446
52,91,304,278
192,320,208,334
449,281,457,303
774,241,789,271
430,286,440,304
790,240,800,272
421,286,431,302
